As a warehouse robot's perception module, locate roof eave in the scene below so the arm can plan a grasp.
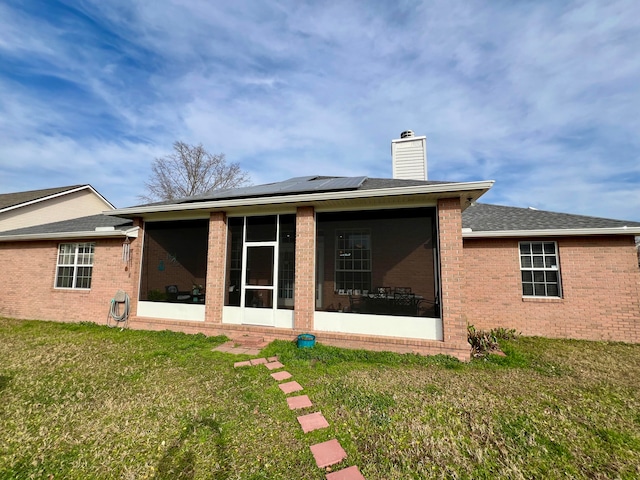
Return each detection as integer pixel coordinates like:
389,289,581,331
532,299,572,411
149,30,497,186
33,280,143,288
107,180,495,218
463,227,640,238
0,226,139,243
0,185,115,214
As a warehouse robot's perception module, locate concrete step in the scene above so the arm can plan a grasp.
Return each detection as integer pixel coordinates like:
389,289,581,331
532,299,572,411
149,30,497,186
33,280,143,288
233,334,268,347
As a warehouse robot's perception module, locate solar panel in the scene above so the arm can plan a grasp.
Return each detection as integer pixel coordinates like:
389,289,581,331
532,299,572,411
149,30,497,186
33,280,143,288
184,176,368,203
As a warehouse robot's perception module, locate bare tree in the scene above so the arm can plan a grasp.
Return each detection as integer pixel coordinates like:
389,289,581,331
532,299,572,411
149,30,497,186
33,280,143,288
139,141,251,202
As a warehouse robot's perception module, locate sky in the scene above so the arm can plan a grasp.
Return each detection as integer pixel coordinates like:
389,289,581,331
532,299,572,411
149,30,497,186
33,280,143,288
1,1,639,221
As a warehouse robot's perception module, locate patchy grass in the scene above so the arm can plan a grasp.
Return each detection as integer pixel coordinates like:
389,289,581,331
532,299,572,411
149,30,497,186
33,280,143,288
1,318,640,479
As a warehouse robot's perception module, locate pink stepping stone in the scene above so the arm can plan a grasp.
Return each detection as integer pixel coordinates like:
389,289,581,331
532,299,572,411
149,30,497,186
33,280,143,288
271,371,292,381
279,381,303,394
267,356,278,362
250,358,267,365
265,361,284,370
287,395,313,409
310,439,347,468
297,411,329,433
233,360,251,368
326,466,366,480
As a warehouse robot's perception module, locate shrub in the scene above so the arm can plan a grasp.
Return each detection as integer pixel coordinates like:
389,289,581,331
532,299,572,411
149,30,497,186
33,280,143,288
468,325,498,357
468,325,520,357
491,327,520,341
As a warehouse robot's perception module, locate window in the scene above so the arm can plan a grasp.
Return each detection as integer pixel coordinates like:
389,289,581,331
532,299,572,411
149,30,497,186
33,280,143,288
55,243,95,289
335,229,371,292
519,241,561,297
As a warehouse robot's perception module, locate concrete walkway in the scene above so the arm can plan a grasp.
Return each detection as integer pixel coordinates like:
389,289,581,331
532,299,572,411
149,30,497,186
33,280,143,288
224,338,366,479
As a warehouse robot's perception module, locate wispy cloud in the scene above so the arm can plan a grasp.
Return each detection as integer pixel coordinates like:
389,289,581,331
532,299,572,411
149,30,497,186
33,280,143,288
0,0,638,220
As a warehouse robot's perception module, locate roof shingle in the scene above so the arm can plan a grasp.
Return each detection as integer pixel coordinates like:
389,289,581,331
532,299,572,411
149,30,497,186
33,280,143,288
0,185,85,210
463,203,640,232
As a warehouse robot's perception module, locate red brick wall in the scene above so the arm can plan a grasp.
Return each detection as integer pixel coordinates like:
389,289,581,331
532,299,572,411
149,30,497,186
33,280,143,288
437,198,470,360
206,212,226,324
0,238,137,323
464,235,640,342
294,206,315,331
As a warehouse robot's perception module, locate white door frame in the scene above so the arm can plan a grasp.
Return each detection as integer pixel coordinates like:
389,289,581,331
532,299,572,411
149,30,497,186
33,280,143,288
240,217,280,326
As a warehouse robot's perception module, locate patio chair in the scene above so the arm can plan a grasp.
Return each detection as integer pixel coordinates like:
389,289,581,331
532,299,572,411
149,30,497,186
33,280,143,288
394,287,412,294
348,294,364,313
373,286,392,296
393,292,417,316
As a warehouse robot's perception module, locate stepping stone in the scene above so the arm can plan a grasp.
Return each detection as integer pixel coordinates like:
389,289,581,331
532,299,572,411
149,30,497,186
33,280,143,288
267,356,278,362
250,358,267,365
271,371,292,381
213,342,235,352
297,411,329,433
310,439,347,468
326,466,366,480
287,395,313,410
279,381,303,394
233,360,252,368
265,361,284,370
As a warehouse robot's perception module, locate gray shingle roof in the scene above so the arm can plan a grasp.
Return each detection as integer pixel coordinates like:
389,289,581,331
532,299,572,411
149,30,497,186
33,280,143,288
359,177,453,190
0,214,133,236
0,185,85,210
463,203,640,232
143,176,453,206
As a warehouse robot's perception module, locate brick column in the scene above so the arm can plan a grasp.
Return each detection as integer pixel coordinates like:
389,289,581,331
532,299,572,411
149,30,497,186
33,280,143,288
437,198,470,360
294,206,316,331
128,217,144,317
205,211,227,324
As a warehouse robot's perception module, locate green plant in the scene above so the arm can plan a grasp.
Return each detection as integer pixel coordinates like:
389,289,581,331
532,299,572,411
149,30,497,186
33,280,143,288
147,289,167,301
468,324,500,357
490,327,520,341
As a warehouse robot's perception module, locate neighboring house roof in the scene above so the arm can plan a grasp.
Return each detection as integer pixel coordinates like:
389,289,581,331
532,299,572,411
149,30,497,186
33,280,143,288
111,175,493,217
463,203,640,237
0,185,115,212
0,214,137,242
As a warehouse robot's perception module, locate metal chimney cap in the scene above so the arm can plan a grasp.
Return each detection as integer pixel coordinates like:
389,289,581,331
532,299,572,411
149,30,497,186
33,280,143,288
400,130,415,139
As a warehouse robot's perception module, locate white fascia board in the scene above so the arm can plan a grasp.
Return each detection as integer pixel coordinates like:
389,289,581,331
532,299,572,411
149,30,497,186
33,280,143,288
85,185,116,210
463,227,640,238
107,180,495,217
0,228,137,243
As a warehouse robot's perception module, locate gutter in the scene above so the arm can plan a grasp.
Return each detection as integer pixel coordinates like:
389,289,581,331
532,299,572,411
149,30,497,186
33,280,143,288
106,181,495,217
0,226,139,243
462,226,640,238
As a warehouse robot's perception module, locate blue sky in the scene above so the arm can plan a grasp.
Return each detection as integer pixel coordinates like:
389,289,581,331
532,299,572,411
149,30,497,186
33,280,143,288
1,0,639,220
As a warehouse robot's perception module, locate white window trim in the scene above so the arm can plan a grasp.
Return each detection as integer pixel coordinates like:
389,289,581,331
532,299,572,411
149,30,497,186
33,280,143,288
519,241,562,298
335,228,372,293
55,242,95,289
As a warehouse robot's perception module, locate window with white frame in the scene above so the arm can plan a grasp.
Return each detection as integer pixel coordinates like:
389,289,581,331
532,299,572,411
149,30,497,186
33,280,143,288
55,243,95,289
335,229,371,292
519,241,561,297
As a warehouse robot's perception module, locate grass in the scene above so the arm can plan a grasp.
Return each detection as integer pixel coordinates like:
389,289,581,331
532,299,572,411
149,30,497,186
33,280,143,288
1,318,639,479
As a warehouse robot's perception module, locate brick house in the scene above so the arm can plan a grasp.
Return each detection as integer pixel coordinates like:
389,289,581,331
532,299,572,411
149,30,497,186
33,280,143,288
1,134,639,360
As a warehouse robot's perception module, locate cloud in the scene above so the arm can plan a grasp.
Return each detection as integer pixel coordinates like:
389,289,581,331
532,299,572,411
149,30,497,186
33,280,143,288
0,0,639,220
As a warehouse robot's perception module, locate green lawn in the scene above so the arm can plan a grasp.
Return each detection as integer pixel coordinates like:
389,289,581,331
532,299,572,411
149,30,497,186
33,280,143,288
1,318,639,479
